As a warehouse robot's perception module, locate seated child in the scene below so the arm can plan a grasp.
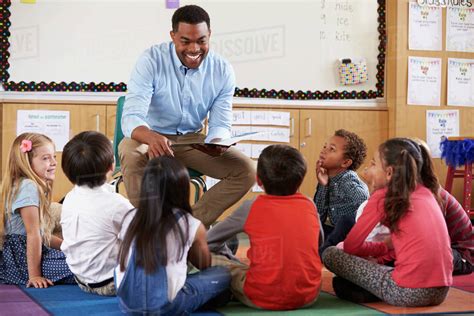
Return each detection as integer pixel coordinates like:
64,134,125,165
322,138,453,307
208,144,322,310
1,133,74,288
324,138,473,275
412,138,473,275
313,129,369,238
60,131,134,296
115,157,230,315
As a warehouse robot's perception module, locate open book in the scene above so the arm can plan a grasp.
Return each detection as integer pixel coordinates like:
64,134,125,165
171,132,260,147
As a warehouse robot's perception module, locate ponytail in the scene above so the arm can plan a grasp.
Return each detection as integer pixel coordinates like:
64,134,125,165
413,140,442,208
383,148,418,232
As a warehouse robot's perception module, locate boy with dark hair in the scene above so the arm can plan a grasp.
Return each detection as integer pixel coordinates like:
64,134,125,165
61,131,134,296
314,129,369,238
208,145,322,310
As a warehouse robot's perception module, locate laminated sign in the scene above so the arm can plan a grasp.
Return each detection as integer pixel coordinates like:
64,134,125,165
338,58,368,85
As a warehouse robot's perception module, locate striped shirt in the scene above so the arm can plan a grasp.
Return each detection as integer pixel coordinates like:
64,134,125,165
440,188,474,264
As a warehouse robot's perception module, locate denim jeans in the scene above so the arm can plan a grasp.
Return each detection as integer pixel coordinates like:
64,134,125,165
128,266,230,316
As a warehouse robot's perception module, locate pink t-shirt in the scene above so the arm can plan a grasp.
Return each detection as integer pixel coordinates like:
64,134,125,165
344,185,453,288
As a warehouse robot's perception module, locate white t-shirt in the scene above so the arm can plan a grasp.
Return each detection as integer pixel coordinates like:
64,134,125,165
355,200,390,242
60,183,134,283
115,210,201,301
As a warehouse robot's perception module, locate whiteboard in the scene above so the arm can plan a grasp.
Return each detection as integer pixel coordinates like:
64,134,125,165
7,0,383,95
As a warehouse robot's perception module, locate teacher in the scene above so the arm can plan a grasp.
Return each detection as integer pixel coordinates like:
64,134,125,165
119,5,255,226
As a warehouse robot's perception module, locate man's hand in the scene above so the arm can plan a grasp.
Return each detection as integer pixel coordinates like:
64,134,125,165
147,133,174,158
131,126,174,158
316,160,329,186
192,144,228,157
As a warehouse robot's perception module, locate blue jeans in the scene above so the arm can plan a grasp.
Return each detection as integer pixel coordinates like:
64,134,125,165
159,266,231,316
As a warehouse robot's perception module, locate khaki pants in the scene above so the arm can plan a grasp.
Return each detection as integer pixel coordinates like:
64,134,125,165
212,255,320,309
211,255,260,309
49,202,63,237
118,134,256,226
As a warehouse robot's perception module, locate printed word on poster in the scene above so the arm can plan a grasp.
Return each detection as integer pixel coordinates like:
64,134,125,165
446,7,474,52
447,58,474,106
17,110,70,151
408,57,442,106
426,110,459,158
409,3,442,51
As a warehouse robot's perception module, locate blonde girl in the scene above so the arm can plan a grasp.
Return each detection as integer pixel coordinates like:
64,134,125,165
1,133,74,288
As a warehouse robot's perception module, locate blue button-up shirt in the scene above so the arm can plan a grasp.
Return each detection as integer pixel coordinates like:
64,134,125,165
122,42,235,142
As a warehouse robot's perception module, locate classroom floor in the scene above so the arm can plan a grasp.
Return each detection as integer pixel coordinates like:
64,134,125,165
2,235,473,316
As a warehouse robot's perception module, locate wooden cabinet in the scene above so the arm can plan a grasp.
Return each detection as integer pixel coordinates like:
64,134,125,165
298,109,388,197
0,103,107,201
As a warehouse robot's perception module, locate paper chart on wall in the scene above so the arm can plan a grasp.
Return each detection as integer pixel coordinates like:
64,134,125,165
232,110,252,125
232,110,290,126
407,57,442,106
447,58,474,106
250,127,291,143
409,3,442,51
426,110,459,158
232,126,290,143
446,7,474,52
16,110,70,151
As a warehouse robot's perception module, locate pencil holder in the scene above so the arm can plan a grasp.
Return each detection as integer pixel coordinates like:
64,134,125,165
338,58,368,85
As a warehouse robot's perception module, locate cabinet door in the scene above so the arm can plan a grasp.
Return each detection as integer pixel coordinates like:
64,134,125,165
217,108,300,220
2,103,107,201
299,109,388,198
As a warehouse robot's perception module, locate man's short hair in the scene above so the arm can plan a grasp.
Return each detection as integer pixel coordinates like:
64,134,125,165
257,145,307,196
172,5,210,32
334,129,367,171
62,131,114,188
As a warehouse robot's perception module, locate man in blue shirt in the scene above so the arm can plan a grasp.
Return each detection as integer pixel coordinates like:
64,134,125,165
119,5,255,226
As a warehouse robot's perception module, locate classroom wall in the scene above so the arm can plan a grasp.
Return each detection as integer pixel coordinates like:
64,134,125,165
387,0,474,209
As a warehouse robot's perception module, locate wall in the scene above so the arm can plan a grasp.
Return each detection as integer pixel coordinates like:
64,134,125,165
386,0,474,209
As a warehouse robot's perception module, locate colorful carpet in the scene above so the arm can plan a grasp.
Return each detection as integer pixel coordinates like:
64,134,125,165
0,284,48,316
20,284,220,316
2,257,472,316
217,292,383,315
322,269,474,315
1,279,472,316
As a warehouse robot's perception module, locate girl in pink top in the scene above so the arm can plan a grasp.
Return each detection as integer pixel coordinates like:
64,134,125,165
322,138,453,307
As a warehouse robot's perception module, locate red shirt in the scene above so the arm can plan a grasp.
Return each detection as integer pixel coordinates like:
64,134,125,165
344,185,453,288
243,193,322,310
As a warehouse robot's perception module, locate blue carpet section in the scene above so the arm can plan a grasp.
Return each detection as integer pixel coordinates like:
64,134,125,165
22,284,221,316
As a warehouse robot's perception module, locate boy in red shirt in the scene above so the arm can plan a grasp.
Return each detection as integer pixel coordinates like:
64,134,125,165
208,145,322,310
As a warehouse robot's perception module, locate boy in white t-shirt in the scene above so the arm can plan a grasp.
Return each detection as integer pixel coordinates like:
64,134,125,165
60,131,134,296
